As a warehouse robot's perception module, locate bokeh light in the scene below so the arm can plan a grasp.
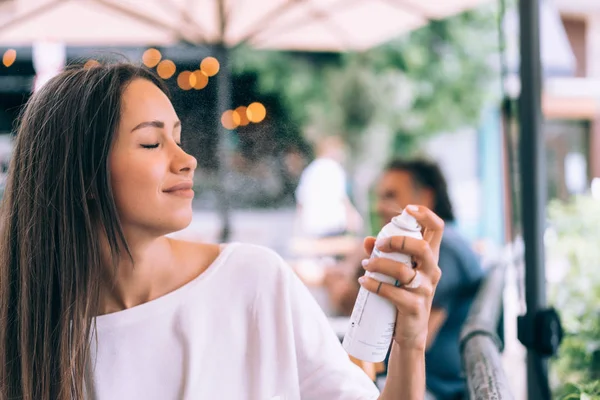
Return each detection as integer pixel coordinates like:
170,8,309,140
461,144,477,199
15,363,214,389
142,48,162,68
235,106,250,126
247,102,266,123
156,60,176,79
191,70,209,89
200,57,220,77
2,49,16,67
221,110,241,130
177,71,193,90
83,59,100,69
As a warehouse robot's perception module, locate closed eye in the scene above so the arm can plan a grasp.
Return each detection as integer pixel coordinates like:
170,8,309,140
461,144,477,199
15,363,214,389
141,144,159,149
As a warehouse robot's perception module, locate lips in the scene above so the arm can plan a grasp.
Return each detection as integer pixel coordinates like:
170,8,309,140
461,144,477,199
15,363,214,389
163,181,194,198
163,181,193,192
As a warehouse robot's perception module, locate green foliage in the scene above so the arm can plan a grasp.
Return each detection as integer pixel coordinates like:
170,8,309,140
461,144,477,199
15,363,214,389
231,6,499,162
555,382,600,400
230,48,336,130
307,55,379,156
547,196,600,398
366,7,499,149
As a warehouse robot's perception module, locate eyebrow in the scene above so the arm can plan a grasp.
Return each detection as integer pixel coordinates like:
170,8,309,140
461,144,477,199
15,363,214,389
131,120,181,132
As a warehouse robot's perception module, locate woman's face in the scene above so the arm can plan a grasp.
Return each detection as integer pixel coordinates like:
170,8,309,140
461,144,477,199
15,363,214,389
109,78,197,237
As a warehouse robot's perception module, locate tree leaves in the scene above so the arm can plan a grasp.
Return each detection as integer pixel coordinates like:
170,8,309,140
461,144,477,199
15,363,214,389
231,6,499,163
548,196,600,398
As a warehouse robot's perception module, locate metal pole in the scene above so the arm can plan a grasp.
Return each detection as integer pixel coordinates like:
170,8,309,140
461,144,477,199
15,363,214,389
214,43,232,242
213,0,232,243
518,0,549,398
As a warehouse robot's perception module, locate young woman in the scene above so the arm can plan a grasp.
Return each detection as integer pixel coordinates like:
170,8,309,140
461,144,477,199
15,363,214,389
0,63,443,400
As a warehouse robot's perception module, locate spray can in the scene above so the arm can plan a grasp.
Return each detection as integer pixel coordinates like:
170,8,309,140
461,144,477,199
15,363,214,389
342,209,422,362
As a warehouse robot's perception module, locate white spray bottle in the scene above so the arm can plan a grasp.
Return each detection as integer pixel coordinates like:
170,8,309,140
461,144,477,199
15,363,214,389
342,208,422,362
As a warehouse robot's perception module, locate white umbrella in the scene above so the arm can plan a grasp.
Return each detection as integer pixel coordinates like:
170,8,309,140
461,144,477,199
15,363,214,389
0,0,489,51
0,0,491,240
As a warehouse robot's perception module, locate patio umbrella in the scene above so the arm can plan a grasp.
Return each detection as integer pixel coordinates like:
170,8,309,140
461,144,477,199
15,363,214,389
0,0,489,50
0,0,492,240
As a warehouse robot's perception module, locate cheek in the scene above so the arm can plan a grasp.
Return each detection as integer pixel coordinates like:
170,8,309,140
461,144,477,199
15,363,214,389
395,194,410,208
109,152,163,208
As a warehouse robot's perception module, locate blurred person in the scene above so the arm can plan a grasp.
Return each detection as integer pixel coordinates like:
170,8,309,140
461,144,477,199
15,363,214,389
325,158,484,400
0,63,444,400
295,135,362,238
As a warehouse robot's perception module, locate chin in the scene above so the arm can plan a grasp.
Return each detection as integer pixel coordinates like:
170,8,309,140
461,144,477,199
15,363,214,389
157,210,194,236
172,212,194,230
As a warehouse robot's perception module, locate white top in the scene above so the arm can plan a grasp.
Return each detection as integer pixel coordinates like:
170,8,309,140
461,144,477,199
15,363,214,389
87,243,380,400
295,158,348,236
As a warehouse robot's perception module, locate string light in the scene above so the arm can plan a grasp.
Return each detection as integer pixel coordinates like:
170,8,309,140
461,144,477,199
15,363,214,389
83,59,100,69
156,60,176,79
200,57,220,77
235,106,250,126
221,110,241,130
191,70,208,89
177,71,193,90
142,48,162,68
247,102,266,123
2,49,16,67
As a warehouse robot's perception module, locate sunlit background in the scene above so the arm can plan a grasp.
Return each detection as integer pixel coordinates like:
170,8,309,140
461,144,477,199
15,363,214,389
0,0,599,398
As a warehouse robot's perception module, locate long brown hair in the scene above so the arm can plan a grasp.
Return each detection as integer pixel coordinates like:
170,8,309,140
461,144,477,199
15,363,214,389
0,63,168,399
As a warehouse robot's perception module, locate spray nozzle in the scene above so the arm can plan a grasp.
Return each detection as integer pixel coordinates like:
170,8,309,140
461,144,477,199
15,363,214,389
391,208,421,231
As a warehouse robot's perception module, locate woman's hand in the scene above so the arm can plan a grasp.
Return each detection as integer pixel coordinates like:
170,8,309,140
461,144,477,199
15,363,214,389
358,205,444,350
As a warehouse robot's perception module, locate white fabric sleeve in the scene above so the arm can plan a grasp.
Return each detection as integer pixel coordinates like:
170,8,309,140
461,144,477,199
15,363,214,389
282,261,380,399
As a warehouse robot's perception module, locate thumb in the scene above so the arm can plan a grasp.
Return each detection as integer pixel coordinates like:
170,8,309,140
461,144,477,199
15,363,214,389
363,236,376,256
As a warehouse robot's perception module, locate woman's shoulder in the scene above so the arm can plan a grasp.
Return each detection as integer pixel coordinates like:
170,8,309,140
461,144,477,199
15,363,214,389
172,239,291,283
218,242,290,277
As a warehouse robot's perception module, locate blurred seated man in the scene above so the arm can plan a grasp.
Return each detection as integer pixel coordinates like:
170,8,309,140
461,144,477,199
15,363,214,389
324,158,484,400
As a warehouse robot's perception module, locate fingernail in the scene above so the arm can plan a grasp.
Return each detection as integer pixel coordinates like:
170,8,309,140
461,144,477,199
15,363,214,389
358,276,366,285
375,238,385,248
406,205,419,212
361,259,370,268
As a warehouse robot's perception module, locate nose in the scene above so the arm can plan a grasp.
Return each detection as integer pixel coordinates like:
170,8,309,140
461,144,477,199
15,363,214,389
173,145,197,175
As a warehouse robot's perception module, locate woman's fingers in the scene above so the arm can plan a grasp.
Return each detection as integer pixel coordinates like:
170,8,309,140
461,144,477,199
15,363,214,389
361,257,416,286
362,206,444,287
358,276,434,313
363,236,376,256
373,236,441,285
375,235,426,256
375,235,435,267
364,205,444,257
404,205,444,257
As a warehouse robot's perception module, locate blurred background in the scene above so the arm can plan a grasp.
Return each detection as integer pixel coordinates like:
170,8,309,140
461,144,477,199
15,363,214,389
1,0,599,398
